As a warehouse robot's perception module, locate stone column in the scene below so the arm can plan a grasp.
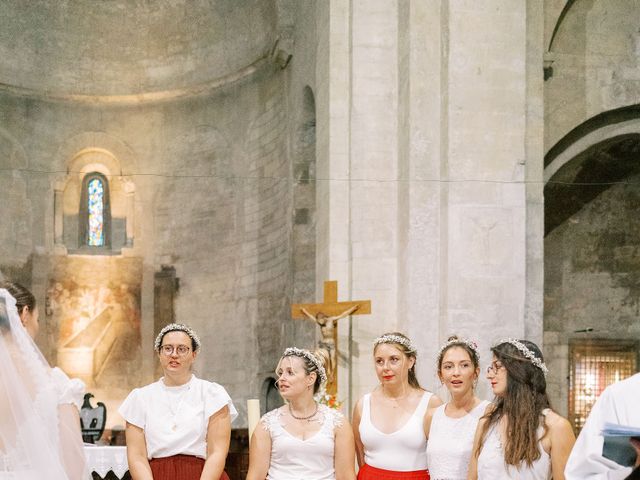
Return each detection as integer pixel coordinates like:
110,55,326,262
348,0,400,398
124,180,135,248
316,0,354,407
53,178,67,254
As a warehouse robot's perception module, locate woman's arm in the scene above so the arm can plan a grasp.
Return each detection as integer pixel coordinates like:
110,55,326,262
124,422,153,480
334,420,356,480
352,398,365,467
246,418,272,480
423,407,436,439
57,403,87,480
547,412,576,480
201,405,231,480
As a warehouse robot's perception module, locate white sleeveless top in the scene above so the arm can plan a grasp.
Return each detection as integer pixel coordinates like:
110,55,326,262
426,400,490,480
262,404,344,480
477,410,551,480
359,391,432,471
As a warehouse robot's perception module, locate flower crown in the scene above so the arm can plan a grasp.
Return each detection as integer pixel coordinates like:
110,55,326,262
283,347,328,385
437,337,479,361
496,338,548,376
373,334,416,353
154,323,201,352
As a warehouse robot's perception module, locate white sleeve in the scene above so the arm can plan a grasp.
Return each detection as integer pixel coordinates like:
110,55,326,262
565,387,633,480
118,388,145,428
51,367,85,410
204,382,238,423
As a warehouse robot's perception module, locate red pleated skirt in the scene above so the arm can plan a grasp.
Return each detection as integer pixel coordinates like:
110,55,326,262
149,454,230,480
357,464,430,480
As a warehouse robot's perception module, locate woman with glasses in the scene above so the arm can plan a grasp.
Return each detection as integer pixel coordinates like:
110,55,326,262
119,323,237,480
468,339,575,480
352,332,442,480
246,346,356,480
424,336,489,480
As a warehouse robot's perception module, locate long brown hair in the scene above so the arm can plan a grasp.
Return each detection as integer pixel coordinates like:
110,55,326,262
475,340,550,466
374,331,422,389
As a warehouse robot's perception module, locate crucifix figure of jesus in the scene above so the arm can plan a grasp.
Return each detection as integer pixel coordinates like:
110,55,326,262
291,280,371,395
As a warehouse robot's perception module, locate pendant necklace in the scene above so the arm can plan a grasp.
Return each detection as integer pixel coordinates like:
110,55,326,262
166,384,191,432
288,402,318,422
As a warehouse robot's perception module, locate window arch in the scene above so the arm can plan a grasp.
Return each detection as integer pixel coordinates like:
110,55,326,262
79,172,111,249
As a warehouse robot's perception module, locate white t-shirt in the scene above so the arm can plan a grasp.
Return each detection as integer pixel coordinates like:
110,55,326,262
565,373,640,480
118,375,237,459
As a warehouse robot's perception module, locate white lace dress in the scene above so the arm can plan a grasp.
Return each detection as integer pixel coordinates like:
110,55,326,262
426,400,489,480
0,367,83,479
261,404,344,480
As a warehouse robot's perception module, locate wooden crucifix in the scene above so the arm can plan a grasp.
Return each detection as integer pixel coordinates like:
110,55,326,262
291,280,371,395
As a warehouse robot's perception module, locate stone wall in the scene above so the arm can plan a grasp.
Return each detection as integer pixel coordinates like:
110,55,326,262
545,0,640,150
0,0,277,96
0,65,304,428
544,174,640,415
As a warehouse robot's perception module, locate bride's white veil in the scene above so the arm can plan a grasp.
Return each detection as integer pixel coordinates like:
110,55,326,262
0,288,79,479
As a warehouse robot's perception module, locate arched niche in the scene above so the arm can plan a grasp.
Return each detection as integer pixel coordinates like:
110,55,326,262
291,86,317,302
543,121,640,416
261,376,283,415
55,148,136,254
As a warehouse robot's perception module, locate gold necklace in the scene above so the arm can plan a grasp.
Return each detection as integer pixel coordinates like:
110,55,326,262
382,388,409,408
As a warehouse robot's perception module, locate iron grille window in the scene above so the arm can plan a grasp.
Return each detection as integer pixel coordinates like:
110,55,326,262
569,340,637,433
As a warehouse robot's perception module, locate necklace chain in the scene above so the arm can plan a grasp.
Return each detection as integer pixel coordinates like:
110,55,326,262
165,382,191,431
288,402,318,421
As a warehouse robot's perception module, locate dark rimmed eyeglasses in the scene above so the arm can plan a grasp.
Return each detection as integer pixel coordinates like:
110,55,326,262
486,362,505,375
159,344,191,356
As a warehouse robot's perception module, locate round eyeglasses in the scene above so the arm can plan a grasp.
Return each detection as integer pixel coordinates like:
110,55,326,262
486,362,505,375
160,344,191,356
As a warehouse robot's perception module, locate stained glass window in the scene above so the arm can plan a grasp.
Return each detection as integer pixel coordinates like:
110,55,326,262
88,178,105,246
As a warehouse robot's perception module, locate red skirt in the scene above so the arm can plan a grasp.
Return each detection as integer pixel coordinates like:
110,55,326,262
357,464,430,480
149,454,230,480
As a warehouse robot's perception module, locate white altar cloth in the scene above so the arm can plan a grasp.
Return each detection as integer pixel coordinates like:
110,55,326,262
84,445,128,478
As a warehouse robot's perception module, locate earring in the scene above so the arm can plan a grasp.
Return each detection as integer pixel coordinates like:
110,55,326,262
473,379,478,389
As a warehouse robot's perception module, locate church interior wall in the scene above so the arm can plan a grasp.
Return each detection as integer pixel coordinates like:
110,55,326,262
0,66,309,428
0,0,278,97
544,0,640,151
543,0,640,415
544,171,640,416
0,0,327,429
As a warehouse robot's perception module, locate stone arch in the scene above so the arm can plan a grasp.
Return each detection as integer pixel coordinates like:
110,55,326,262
53,133,138,253
543,116,640,416
544,1,640,149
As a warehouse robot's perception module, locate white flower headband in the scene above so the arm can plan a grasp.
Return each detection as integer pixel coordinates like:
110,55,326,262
437,337,479,361
282,347,328,385
154,323,201,352
496,338,548,376
373,334,416,353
